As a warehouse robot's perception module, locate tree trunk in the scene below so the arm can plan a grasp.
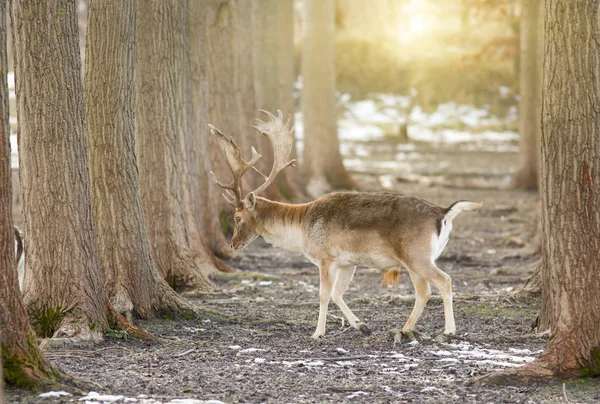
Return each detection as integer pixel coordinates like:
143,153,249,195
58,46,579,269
10,0,108,341
301,0,355,197
1,0,64,388
252,0,305,201
512,0,543,190
204,0,274,207
134,0,214,291
85,0,201,320
482,0,600,382
187,0,235,265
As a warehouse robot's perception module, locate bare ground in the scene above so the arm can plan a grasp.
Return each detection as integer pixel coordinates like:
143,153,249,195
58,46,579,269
6,142,600,403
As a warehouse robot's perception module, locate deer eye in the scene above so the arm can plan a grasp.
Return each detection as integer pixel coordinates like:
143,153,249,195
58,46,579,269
235,216,241,224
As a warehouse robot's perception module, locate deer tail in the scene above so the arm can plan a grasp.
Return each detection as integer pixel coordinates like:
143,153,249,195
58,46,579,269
382,268,401,288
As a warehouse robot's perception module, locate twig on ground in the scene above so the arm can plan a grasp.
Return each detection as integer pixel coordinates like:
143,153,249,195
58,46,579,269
562,383,570,403
174,348,196,357
327,313,346,328
331,327,352,337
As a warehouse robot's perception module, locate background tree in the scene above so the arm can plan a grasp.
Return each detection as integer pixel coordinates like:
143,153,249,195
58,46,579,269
252,0,304,200
485,0,600,381
11,0,109,341
512,0,543,190
134,0,214,291
188,0,234,261
204,0,277,205
301,0,355,197
85,0,200,319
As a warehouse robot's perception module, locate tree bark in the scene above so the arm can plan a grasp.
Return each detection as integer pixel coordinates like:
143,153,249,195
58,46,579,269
187,0,235,265
85,0,201,320
301,0,355,197
512,0,543,190
252,0,305,201
134,0,214,291
481,0,600,382
10,0,108,341
1,0,63,388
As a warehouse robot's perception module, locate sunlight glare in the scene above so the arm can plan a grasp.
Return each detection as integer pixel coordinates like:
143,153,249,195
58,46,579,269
398,0,437,42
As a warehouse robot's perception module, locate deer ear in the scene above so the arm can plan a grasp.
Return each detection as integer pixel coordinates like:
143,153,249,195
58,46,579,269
245,192,256,211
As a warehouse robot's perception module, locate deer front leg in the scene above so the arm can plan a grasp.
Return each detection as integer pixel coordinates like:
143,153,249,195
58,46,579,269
312,260,334,339
331,266,371,335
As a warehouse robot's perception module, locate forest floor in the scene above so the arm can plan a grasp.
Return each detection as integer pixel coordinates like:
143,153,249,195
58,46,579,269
7,139,600,403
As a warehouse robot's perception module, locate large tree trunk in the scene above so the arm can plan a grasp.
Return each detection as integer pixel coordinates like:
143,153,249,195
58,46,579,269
187,0,235,266
10,0,108,341
0,0,64,388
252,0,304,201
301,0,355,197
85,0,200,320
483,0,600,382
512,0,543,190
134,0,214,292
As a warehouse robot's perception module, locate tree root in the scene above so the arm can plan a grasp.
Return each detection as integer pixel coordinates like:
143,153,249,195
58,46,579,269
107,309,155,342
212,255,235,273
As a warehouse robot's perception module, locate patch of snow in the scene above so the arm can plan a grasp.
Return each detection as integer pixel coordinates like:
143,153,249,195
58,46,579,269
167,400,225,404
258,280,273,286
508,348,538,354
407,340,419,346
182,326,204,334
254,358,266,364
338,121,385,141
39,391,72,398
409,127,518,144
241,279,252,284
420,386,440,393
347,391,369,399
238,348,266,354
430,350,453,356
228,345,242,350
336,347,348,354
79,392,125,402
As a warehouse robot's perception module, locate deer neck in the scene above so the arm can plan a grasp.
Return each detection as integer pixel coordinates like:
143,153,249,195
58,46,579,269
255,198,309,253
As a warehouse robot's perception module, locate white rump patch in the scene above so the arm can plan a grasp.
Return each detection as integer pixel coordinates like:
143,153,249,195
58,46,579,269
431,218,453,262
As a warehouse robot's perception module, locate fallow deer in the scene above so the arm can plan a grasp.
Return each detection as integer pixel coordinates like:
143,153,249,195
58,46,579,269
210,110,482,340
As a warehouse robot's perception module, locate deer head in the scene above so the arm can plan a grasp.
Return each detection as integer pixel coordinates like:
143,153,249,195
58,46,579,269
209,109,296,250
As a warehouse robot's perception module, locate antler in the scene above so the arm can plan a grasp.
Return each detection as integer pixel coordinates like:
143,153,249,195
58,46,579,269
250,109,296,195
209,124,261,207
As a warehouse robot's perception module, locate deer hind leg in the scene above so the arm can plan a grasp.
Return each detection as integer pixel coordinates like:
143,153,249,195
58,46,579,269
412,260,455,334
331,266,371,335
402,270,431,332
312,260,335,339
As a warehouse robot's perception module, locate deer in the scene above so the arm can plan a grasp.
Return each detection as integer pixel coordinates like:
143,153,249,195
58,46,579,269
209,110,482,340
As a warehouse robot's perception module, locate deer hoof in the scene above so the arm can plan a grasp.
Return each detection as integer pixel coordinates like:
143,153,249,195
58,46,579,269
390,329,425,344
434,332,466,344
358,323,372,336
